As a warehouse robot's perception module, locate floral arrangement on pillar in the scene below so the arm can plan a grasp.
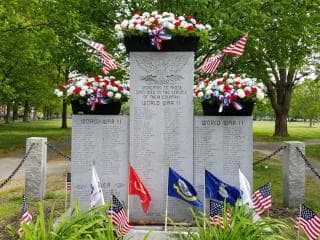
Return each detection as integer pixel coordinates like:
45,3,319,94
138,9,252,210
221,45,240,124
193,73,265,116
54,72,130,115
115,11,212,51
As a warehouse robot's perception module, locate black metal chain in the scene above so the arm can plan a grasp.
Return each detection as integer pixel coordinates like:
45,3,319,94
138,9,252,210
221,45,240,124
296,147,320,180
46,142,71,161
0,143,35,189
253,145,287,166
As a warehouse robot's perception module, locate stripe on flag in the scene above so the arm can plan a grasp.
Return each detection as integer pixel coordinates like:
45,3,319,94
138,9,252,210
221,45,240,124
252,183,272,216
222,33,248,57
199,54,224,74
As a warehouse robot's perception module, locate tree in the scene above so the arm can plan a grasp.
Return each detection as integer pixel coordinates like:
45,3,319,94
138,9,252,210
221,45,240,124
290,80,320,126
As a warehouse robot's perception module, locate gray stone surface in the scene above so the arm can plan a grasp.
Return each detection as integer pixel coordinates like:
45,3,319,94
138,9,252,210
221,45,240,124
129,52,194,224
194,116,253,212
282,141,305,207
71,115,129,210
124,226,190,240
25,137,47,200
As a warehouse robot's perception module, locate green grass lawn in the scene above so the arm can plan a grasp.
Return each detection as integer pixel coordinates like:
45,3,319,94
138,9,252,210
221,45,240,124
253,121,320,142
0,120,71,156
253,156,320,213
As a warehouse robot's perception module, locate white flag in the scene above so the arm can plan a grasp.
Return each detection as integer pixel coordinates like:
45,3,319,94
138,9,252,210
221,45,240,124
90,164,105,208
239,169,253,208
239,169,261,221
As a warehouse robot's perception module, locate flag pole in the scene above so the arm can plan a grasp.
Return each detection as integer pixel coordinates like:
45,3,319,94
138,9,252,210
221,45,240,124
110,189,114,225
64,170,68,212
297,203,302,240
203,160,206,231
267,182,271,217
165,165,170,232
127,162,130,222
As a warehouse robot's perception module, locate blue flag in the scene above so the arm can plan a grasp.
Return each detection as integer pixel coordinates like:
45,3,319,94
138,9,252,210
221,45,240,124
168,167,203,208
205,169,240,206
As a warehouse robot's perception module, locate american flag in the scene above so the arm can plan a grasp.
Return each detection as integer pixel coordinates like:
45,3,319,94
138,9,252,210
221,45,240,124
18,195,32,234
222,33,248,57
66,172,71,192
297,205,320,240
209,199,231,228
78,36,117,74
252,183,272,216
108,195,132,236
199,53,225,73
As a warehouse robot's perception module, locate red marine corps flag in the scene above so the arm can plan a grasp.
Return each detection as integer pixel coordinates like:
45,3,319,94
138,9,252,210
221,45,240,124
129,165,151,213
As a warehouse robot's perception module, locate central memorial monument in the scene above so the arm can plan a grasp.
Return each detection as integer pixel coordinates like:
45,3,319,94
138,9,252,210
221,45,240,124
129,51,195,223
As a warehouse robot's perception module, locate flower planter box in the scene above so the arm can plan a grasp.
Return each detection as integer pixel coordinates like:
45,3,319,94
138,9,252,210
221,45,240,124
201,100,255,116
71,99,121,115
124,36,199,52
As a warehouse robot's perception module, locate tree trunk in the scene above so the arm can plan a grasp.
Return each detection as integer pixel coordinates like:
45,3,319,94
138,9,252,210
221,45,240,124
5,103,11,123
274,112,288,136
61,99,68,128
12,103,18,121
309,118,313,128
23,100,29,122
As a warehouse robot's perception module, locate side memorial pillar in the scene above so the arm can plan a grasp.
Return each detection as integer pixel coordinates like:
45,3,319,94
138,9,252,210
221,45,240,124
282,141,305,208
25,137,47,200
127,38,197,224
194,116,253,213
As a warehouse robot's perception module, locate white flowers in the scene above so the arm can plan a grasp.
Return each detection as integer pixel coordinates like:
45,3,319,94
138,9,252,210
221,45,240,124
54,74,130,103
237,89,246,98
115,11,212,36
194,73,265,103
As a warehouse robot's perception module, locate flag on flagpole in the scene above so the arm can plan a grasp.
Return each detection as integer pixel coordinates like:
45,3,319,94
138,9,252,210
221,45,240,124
199,53,225,73
222,33,248,57
66,172,72,192
209,199,232,228
108,195,133,236
18,195,32,235
168,167,203,208
252,183,272,216
205,169,240,206
129,165,151,213
297,204,320,240
239,169,253,208
77,36,117,74
90,164,105,208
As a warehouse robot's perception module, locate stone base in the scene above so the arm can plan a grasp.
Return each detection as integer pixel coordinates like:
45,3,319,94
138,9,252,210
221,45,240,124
124,226,191,240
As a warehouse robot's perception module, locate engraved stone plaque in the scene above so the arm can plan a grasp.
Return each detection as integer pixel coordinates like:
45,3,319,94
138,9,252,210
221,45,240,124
71,115,129,210
129,52,194,223
194,116,253,212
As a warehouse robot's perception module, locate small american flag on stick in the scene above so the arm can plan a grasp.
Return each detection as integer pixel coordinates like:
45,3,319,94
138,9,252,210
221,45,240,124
18,194,32,235
297,204,320,240
66,172,71,192
252,182,272,216
198,53,224,74
209,199,231,228
108,195,132,236
222,33,248,57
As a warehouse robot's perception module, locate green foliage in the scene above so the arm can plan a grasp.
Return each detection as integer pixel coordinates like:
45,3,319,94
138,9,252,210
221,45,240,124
184,204,302,240
6,202,119,240
290,80,320,123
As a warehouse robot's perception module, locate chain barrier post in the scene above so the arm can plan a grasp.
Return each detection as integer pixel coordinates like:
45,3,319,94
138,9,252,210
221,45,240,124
25,137,47,200
282,141,305,208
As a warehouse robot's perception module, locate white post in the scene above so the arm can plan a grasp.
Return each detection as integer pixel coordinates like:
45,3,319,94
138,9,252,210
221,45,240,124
282,141,305,208
25,137,47,200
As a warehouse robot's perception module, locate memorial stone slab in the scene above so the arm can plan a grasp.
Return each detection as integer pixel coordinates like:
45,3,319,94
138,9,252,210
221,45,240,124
25,137,47,200
129,52,194,224
194,116,253,212
71,115,129,210
283,141,305,208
